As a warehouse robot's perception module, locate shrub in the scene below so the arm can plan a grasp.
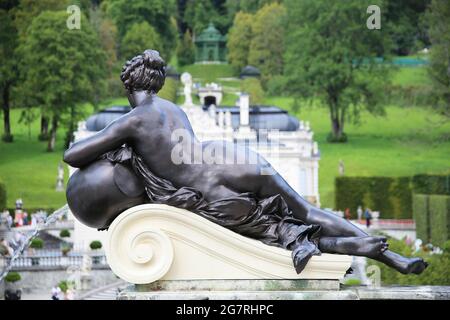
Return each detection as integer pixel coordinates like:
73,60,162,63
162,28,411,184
326,132,348,143
89,240,102,250
59,229,71,238
5,272,21,283
58,280,74,293
61,245,71,256
240,78,265,104
0,178,6,210
29,238,44,249
368,238,450,286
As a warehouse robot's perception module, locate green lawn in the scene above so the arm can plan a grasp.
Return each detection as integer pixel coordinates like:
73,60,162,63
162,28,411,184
179,63,236,83
391,66,431,87
1,64,449,210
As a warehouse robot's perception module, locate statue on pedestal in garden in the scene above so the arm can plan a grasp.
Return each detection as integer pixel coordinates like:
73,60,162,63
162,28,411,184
64,50,427,275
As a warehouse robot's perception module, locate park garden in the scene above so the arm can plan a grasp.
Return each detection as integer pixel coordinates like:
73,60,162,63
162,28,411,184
0,0,449,286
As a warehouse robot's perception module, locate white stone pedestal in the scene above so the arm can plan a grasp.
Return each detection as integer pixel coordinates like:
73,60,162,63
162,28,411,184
105,204,352,284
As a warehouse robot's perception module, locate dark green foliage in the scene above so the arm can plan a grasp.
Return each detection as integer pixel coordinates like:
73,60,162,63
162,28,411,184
391,177,413,219
426,0,450,119
335,176,412,219
89,240,102,250
326,132,348,143
384,0,431,56
369,238,450,285
0,7,18,142
30,237,44,249
184,0,228,35
105,0,177,60
5,272,21,283
429,195,450,247
226,11,253,71
248,3,286,88
0,179,7,211
283,0,391,142
1,134,13,143
120,21,162,61
412,174,450,195
413,194,430,242
336,174,450,219
240,78,264,104
17,11,107,151
59,229,71,238
176,30,195,67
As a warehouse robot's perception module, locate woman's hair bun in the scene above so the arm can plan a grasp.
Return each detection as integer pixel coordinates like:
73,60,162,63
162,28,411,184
120,49,166,94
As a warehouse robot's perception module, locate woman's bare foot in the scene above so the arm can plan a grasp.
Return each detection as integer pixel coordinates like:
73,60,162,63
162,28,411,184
376,250,429,274
319,236,388,258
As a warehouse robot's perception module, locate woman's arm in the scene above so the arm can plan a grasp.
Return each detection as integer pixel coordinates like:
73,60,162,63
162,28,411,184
63,113,140,168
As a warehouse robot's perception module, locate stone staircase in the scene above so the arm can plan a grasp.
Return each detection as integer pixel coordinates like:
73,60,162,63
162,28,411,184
79,280,127,300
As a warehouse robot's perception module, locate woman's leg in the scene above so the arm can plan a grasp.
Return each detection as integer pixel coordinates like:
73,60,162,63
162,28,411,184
257,172,367,237
254,172,428,274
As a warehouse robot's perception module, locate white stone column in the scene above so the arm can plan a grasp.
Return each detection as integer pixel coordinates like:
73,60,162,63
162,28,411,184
239,93,250,127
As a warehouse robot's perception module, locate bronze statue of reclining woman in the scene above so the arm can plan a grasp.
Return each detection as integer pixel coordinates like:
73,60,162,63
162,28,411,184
64,50,427,275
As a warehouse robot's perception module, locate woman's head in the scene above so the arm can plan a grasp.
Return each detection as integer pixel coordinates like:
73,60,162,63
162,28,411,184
120,49,166,94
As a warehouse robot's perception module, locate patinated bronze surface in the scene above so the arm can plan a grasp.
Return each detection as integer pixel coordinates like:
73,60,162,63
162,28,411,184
64,50,427,275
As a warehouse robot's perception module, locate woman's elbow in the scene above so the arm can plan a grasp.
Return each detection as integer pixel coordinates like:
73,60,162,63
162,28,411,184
63,148,81,168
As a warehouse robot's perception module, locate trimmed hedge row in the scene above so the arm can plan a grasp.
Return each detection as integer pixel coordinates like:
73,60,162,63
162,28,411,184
412,194,430,243
412,174,450,195
0,178,6,210
413,194,450,246
335,174,450,219
335,176,411,219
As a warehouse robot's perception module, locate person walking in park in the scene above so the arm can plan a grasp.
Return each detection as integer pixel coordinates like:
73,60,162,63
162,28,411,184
357,205,363,222
364,208,372,228
51,286,61,300
344,208,351,220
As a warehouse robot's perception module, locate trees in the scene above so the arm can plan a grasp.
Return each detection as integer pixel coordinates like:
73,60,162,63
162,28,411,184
248,3,286,87
176,30,195,67
384,0,431,56
105,0,177,60
13,0,70,141
227,11,253,71
120,22,162,61
426,0,450,119
0,6,17,142
241,78,264,105
283,0,390,142
17,11,107,151
184,0,224,35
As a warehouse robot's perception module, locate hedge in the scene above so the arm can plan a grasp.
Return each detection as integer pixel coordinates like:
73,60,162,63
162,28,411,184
429,195,450,247
413,194,450,246
412,174,450,195
335,176,411,219
412,194,430,243
335,174,450,219
0,178,6,210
